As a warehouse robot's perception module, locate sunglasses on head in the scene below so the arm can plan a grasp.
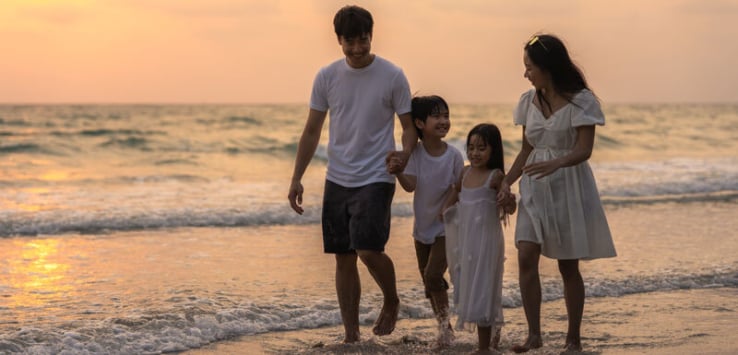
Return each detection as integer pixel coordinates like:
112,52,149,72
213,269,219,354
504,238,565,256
528,36,549,52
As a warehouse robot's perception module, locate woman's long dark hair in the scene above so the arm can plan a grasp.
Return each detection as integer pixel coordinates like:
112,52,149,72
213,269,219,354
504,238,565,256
466,123,504,172
525,34,592,111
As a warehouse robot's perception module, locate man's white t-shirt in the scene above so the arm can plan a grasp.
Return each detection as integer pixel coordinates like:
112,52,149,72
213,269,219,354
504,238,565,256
310,55,412,187
404,142,465,244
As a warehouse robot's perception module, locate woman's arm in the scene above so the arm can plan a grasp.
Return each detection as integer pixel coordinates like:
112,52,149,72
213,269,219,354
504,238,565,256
522,125,595,179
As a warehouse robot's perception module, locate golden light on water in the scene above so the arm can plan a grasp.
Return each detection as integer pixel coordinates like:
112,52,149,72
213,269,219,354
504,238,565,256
4,239,73,309
40,171,70,181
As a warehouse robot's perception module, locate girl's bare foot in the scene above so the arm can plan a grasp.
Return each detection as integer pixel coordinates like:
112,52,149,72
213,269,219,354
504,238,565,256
511,334,543,353
493,327,501,349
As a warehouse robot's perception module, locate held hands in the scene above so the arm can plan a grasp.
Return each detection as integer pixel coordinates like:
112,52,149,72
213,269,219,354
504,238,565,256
386,151,409,174
288,179,304,215
496,180,517,215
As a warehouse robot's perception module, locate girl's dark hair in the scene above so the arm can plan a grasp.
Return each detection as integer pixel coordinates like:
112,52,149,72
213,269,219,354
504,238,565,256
411,95,448,139
525,34,592,111
466,123,504,172
333,5,373,39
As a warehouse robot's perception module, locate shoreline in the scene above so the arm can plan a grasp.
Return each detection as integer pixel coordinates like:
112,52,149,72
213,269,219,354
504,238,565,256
184,287,738,354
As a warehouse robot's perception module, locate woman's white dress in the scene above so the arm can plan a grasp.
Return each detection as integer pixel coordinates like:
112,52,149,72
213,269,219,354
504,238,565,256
444,170,504,329
514,89,616,260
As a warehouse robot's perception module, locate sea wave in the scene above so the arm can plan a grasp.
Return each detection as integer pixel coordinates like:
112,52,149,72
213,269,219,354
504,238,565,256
0,270,735,354
2,191,736,237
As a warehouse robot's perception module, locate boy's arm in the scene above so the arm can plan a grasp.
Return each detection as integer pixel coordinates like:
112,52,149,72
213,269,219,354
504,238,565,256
395,172,417,192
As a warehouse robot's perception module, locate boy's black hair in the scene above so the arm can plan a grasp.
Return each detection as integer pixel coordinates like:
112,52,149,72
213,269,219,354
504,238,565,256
411,95,448,139
333,5,373,39
525,34,593,112
466,123,505,172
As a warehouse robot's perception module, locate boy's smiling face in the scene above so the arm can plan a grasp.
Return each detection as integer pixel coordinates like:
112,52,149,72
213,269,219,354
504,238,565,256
416,106,450,141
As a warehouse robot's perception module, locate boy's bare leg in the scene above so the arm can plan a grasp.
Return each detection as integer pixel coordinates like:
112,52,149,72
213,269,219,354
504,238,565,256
430,290,454,347
357,249,399,336
512,242,543,353
335,253,361,343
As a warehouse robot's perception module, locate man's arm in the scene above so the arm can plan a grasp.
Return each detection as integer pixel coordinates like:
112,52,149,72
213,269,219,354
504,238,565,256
288,109,327,214
387,112,418,174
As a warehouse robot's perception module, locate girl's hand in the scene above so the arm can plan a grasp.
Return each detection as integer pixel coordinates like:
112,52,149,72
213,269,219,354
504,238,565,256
496,180,511,204
522,159,562,179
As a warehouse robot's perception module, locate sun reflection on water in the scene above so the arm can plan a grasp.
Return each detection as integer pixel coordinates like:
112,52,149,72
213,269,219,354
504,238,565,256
4,239,73,309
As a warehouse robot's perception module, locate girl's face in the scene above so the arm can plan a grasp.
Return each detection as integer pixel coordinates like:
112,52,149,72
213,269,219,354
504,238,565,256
523,51,550,90
467,134,491,169
417,106,450,140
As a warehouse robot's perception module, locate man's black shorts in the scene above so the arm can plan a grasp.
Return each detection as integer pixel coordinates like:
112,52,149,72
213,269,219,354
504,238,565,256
321,180,395,253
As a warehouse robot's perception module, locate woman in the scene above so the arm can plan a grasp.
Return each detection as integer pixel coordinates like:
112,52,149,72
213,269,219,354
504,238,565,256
498,34,617,353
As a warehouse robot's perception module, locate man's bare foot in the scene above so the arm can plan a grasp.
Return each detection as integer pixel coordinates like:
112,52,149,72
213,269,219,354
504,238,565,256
511,334,543,353
342,329,360,343
372,299,399,336
561,340,582,353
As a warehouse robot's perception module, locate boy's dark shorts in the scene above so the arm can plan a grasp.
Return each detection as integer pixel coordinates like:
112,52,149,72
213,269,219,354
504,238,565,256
322,180,395,254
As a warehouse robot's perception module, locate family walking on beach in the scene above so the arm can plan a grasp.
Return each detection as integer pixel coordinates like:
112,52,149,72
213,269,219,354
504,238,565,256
287,5,616,354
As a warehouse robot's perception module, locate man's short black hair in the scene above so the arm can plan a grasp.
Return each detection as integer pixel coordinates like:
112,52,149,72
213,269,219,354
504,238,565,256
333,5,373,39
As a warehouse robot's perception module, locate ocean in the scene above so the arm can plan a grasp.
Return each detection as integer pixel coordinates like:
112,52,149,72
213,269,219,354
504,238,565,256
1,103,737,354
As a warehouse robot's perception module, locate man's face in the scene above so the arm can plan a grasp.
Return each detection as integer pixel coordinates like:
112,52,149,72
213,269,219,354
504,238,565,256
338,33,373,69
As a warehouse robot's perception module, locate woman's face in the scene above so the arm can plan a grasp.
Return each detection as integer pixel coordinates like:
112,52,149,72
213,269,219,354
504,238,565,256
523,51,550,90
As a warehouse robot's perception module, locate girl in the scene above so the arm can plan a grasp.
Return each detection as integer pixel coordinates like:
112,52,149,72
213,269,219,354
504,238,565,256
391,95,464,348
498,34,617,353
443,123,513,354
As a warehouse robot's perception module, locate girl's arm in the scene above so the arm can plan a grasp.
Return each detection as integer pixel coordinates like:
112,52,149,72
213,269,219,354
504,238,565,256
522,125,595,179
442,166,466,214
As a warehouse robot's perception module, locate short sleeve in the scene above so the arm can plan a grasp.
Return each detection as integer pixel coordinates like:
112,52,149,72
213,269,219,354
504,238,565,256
571,89,605,127
309,68,329,112
452,147,464,182
513,90,535,126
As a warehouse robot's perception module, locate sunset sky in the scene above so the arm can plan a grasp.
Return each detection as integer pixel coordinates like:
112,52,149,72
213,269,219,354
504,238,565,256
2,0,737,104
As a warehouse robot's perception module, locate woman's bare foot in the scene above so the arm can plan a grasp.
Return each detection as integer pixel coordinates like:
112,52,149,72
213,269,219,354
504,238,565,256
511,334,543,353
372,299,399,335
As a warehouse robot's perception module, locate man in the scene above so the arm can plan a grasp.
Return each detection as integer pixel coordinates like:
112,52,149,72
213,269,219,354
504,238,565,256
287,5,417,343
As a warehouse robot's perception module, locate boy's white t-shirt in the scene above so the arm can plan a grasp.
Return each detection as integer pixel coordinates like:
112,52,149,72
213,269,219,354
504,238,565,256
404,142,465,244
310,55,412,187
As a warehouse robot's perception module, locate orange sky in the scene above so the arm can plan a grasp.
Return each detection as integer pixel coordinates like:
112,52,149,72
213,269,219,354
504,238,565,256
2,0,737,103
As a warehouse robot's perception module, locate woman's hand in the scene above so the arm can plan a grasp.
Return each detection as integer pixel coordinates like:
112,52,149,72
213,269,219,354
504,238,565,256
522,158,563,179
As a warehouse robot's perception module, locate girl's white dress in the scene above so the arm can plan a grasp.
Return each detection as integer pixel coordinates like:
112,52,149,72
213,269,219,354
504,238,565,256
444,170,504,330
514,89,617,260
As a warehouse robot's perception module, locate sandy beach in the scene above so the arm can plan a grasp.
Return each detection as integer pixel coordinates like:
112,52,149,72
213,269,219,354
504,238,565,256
186,287,738,354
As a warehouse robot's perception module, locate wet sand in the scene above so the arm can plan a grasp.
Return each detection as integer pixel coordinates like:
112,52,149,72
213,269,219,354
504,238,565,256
185,287,737,354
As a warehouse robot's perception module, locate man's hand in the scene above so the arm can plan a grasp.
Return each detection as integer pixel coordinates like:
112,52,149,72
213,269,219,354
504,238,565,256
288,180,305,215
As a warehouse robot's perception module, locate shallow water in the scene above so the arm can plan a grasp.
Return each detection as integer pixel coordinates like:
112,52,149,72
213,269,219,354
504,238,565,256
1,103,737,353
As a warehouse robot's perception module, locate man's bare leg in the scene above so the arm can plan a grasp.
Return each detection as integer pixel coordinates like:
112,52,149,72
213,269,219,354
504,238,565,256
512,242,543,353
336,253,361,343
357,249,399,336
